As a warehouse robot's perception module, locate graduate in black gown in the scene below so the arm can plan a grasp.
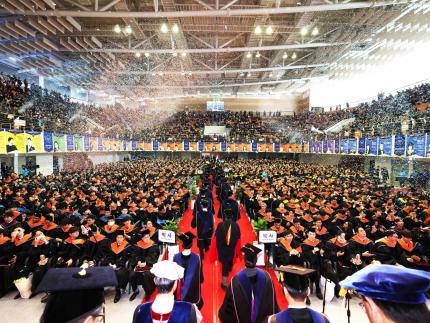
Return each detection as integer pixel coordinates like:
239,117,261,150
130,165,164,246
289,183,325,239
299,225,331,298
129,229,160,301
191,199,214,259
268,268,329,323
219,244,279,323
213,211,241,289
174,232,203,309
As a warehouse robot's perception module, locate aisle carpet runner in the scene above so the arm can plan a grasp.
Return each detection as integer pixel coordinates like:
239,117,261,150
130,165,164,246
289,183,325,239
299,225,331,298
176,187,288,323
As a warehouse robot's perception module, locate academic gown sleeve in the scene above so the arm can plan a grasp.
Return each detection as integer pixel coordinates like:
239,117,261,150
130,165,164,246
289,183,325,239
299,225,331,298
218,277,239,323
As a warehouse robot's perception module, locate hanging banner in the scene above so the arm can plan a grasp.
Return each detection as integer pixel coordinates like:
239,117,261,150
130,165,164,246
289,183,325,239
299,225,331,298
334,139,340,154
3,129,24,153
315,142,322,154
252,142,258,152
20,131,43,153
89,137,97,151
153,140,159,151
53,134,66,152
394,134,406,157
322,141,328,153
327,140,335,154
131,140,137,151
221,142,227,152
83,136,90,151
137,141,145,150
66,134,74,152
358,138,366,154
303,142,310,153
183,141,190,151
378,136,392,156
348,138,357,154
366,138,378,155
144,142,152,151
97,137,103,151
227,143,235,152
189,142,197,152
198,141,204,152
406,134,426,157
340,139,348,154
274,142,280,152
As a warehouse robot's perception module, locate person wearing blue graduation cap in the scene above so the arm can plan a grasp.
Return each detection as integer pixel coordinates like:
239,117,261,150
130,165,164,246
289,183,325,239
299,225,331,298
174,232,203,309
340,264,430,323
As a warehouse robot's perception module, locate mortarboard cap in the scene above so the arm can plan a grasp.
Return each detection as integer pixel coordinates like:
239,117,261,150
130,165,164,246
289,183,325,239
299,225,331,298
151,260,184,281
37,267,117,323
241,243,262,265
275,266,315,294
178,232,195,249
340,264,430,304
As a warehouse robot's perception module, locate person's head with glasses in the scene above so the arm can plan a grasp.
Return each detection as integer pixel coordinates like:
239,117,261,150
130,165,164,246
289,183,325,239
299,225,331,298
340,264,430,323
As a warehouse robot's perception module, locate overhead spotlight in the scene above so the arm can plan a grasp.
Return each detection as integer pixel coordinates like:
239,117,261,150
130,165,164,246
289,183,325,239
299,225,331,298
172,24,179,34
144,52,150,58
300,26,308,36
151,72,156,76
265,26,273,35
188,72,192,76
269,72,273,77
135,52,141,58
292,52,297,59
124,25,132,35
311,27,319,36
282,52,288,59
161,23,169,33
113,24,121,33
255,26,262,35
172,52,178,57
239,72,244,77
247,73,251,78
246,52,252,58
158,72,164,76
181,52,187,57
255,52,261,58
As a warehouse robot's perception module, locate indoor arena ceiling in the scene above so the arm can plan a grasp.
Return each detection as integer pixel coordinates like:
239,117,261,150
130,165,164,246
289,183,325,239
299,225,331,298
0,0,429,100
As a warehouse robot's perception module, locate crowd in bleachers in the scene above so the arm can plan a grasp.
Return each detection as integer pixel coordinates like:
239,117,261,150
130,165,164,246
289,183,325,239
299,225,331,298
1,72,430,143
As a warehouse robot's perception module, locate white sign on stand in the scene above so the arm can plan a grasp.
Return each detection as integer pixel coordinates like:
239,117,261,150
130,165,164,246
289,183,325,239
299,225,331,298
258,230,277,244
253,242,265,266
158,230,176,244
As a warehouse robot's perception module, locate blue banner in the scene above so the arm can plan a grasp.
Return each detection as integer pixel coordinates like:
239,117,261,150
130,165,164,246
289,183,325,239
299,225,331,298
131,140,137,151
84,136,90,151
358,138,366,154
66,134,74,151
198,141,204,152
340,139,348,154
335,139,340,154
323,141,328,153
365,138,378,155
394,134,406,156
348,138,357,154
274,142,280,152
378,136,392,156
183,141,189,151
327,140,335,154
406,134,426,157
315,141,322,153
221,142,227,152
252,142,258,152
97,137,103,151
427,134,430,158
43,132,53,152
153,140,159,151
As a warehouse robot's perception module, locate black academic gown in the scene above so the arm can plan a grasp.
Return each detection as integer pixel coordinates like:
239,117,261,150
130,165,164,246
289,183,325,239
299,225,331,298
174,252,203,307
219,268,279,323
214,220,241,274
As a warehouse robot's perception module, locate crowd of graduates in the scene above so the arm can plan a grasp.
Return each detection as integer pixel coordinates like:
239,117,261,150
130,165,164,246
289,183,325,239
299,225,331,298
1,156,430,322
226,159,430,300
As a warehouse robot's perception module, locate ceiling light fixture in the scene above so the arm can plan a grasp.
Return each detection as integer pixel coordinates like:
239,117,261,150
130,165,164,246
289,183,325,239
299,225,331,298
265,26,273,35
181,52,187,57
172,24,179,34
269,72,273,77
113,24,121,33
161,23,169,33
135,52,141,58
255,52,261,58
246,52,252,58
158,72,163,76
311,27,319,36
172,52,178,57
124,25,132,35
255,26,262,35
292,52,297,59
247,73,251,78
144,52,150,58
282,52,288,59
300,27,308,36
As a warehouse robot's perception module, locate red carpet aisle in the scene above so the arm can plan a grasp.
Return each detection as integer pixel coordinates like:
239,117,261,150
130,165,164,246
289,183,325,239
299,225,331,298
178,187,288,323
